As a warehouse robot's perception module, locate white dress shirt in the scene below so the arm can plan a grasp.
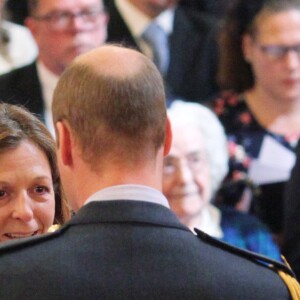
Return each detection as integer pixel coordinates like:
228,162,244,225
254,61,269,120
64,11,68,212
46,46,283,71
115,0,175,60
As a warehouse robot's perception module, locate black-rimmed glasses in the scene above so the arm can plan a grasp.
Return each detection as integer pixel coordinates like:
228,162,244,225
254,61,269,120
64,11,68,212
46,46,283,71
256,43,300,59
33,8,105,30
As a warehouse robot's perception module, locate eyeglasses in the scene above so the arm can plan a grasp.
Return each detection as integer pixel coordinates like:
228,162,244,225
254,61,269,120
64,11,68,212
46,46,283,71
163,152,208,176
33,8,105,30
256,43,300,59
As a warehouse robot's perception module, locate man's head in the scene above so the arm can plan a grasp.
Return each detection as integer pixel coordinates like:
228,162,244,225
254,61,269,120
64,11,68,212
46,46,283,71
26,0,108,75
52,45,170,208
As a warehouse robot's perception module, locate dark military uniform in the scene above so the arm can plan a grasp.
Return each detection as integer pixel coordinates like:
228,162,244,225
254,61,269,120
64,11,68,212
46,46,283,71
0,200,297,299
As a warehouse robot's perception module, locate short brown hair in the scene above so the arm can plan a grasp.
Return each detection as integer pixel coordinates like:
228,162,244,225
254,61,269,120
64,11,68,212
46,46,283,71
53,45,167,167
0,103,68,224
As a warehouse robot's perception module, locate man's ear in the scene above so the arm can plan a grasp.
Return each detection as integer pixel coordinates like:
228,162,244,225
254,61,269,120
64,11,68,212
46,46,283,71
24,17,37,37
56,121,73,166
163,117,172,156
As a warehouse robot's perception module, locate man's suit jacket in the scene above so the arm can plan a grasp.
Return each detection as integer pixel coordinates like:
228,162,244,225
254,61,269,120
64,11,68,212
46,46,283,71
0,200,292,299
107,2,219,103
0,61,44,119
283,143,300,280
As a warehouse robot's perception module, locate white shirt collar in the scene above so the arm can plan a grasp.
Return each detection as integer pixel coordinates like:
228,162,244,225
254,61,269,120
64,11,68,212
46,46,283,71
36,60,59,137
85,184,170,208
115,0,175,38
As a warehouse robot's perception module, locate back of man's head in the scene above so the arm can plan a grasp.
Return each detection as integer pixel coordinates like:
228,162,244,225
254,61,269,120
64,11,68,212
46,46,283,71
52,45,167,168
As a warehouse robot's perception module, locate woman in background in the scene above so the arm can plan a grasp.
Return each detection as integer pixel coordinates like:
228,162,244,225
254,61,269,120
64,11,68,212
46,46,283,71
0,103,68,242
163,100,281,260
212,0,300,237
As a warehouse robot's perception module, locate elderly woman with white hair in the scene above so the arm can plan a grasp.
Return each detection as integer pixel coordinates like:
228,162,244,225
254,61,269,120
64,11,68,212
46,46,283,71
163,100,281,260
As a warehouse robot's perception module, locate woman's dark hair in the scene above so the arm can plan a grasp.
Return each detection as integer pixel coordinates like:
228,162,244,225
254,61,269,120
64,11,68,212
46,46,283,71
0,103,69,224
217,0,300,92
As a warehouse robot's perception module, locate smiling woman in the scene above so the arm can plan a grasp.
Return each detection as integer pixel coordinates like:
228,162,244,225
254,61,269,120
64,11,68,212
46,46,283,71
164,100,281,260
211,0,300,238
0,103,69,243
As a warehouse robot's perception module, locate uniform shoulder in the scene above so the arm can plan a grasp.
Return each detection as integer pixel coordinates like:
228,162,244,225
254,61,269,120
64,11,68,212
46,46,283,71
196,228,300,298
195,228,294,277
0,224,68,254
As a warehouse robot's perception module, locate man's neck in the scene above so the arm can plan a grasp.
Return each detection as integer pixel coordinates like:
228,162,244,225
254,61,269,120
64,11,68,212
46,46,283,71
71,158,164,211
38,56,65,76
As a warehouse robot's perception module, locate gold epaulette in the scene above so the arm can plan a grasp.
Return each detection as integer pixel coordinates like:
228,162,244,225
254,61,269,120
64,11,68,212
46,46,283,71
278,256,300,300
195,228,300,299
194,228,294,276
47,224,61,233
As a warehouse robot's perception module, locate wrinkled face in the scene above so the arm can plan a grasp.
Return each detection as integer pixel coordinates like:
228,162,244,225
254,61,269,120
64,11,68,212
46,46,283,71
26,0,108,75
0,140,55,243
243,9,300,103
128,0,178,18
162,123,211,223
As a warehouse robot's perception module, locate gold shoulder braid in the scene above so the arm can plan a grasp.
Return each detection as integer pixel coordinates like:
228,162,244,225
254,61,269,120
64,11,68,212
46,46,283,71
277,256,300,300
194,229,300,299
47,224,61,233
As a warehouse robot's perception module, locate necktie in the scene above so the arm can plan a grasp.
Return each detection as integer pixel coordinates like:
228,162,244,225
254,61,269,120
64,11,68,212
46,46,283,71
142,22,170,75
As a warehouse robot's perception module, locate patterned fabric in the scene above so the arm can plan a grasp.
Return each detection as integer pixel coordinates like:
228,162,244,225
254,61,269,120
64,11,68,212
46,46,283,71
220,205,281,261
212,91,298,233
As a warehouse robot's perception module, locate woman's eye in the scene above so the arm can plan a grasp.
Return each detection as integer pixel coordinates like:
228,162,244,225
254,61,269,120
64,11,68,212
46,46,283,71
189,152,203,162
34,186,49,194
188,152,207,166
0,190,7,198
163,164,176,175
189,156,201,164
163,159,177,175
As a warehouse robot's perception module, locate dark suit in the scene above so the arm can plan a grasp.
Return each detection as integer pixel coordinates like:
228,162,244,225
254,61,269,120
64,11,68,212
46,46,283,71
0,62,44,120
283,142,300,280
0,200,292,299
107,2,219,103
180,0,234,18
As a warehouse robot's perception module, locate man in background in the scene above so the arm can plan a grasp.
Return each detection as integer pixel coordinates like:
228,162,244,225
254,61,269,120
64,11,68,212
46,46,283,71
0,0,107,134
106,0,219,104
0,45,295,299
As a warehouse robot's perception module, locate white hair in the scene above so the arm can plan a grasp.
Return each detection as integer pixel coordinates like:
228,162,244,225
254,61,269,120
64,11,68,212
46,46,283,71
167,100,229,196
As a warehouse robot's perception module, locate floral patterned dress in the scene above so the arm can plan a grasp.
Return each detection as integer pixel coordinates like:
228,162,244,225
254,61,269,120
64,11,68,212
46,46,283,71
212,91,298,233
